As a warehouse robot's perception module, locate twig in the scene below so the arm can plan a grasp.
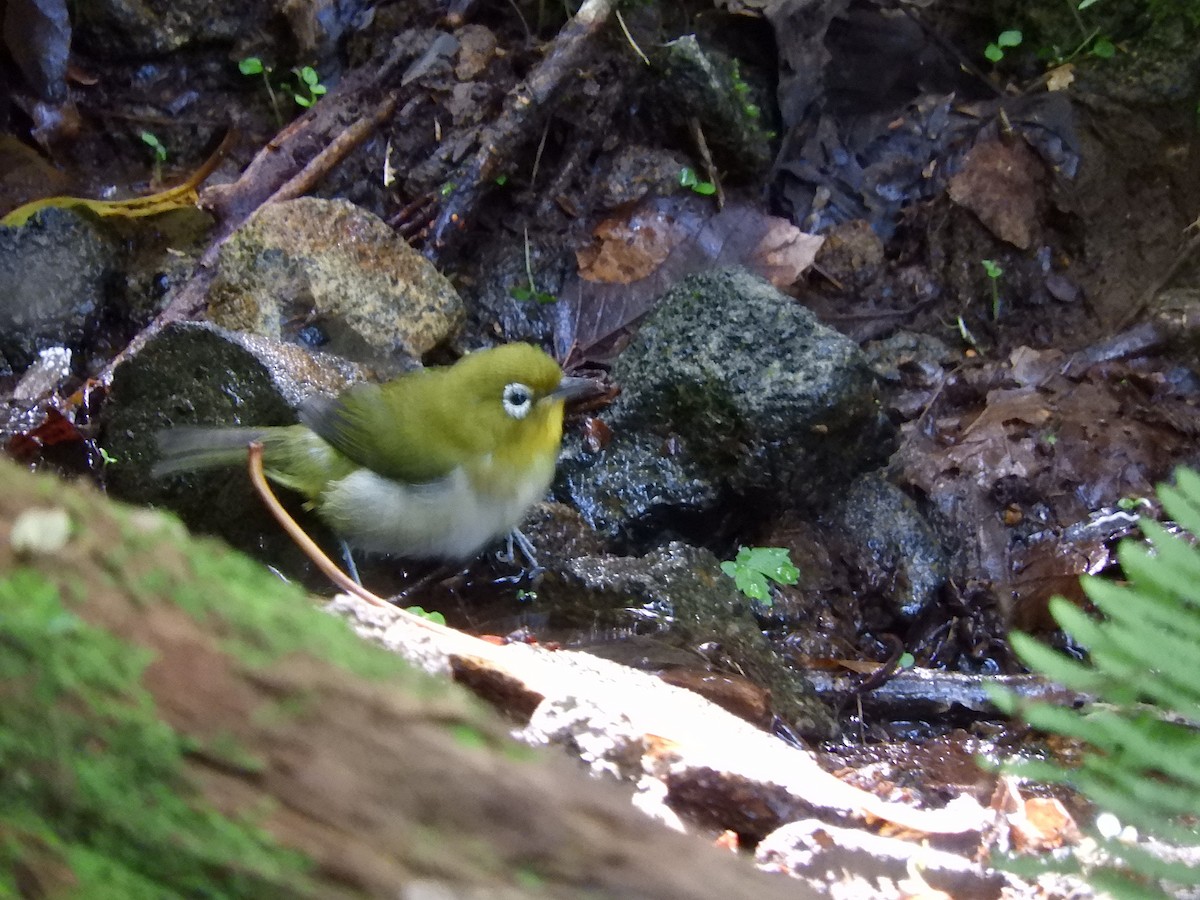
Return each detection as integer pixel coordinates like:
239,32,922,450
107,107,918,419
427,0,618,257
246,441,391,607
688,117,724,210
615,8,651,66
267,92,399,205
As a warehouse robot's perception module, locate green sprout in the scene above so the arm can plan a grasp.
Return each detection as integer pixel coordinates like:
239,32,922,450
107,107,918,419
511,227,556,304
981,258,1003,319
679,167,716,196
439,181,457,198
721,546,800,606
985,29,1023,62
98,447,119,467
291,65,327,108
139,131,167,183
1117,496,1152,512
238,56,282,126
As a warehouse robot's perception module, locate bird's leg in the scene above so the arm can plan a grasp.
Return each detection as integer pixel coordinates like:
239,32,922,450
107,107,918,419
340,541,363,586
493,528,544,583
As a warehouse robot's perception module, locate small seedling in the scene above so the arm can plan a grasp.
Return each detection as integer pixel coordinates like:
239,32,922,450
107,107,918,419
98,447,119,466
139,131,167,183
981,258,1003,319
238,56,282,126
291,65,327,108
1116,496,1152,512
679,167,716,196
985,29,1023,62
721,546,800,606
511,227,556,304
439,181,457,198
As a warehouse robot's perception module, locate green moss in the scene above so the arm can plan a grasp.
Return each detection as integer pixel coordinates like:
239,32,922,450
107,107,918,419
448,723,489,751
0,569,313,896
168,535,411,680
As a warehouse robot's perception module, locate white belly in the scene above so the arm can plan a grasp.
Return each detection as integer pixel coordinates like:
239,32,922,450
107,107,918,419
317,458,554,560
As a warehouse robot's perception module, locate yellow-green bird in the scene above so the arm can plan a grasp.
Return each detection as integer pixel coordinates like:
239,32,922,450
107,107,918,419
154,343,591,561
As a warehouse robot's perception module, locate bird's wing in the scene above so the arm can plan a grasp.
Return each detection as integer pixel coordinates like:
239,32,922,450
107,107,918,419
299,379,483,484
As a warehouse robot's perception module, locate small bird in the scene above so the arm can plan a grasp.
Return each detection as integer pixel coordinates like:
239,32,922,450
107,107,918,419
154,343,592,561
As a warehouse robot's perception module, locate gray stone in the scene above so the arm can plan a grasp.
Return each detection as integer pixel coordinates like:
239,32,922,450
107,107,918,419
536,541,834,738
0,208,120,370
830,472,948,620
208,198,464,367
100,321,370,576
649,35,774,179
557,267,894,547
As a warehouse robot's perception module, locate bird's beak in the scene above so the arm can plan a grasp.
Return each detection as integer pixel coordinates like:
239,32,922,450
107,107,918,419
549,376,597,402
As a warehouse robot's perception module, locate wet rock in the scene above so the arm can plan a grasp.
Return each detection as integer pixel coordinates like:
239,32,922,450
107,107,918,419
536,541,835,738
73,0,262,56
100,321,369,575
557,267,894,549
813,219,885,291
650,35,774,179
829,472,948,620
0,208,120,371
208,198,464,368
595,144,692,210
457,239,568,350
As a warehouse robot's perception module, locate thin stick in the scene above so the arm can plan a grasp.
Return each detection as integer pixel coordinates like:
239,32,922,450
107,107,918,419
246,441,390,607
614,9,651,66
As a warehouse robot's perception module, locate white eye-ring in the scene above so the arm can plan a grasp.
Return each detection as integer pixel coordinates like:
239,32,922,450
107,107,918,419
502,382,534,419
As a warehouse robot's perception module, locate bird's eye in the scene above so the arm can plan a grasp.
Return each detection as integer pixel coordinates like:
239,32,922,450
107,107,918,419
502,382,534,419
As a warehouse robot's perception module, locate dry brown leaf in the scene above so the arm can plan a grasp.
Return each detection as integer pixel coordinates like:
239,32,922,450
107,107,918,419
947,139,1043,249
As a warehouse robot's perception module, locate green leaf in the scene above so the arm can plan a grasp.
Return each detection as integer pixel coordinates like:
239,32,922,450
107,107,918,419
981,259,1002,278
294,94,312,108
997,29,1023,48
298,66,319,86
691,181,717,196
238,57,264,76
985,43,1004,62
679,167,698,187
721,546,800,606
1090,36,1115,58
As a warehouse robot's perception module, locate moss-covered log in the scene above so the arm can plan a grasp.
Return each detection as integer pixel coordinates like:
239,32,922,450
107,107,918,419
0,460,804,898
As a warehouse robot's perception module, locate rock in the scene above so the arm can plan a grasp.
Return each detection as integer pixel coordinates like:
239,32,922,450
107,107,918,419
557,267,894,548
829,472,948,620
74,0,261,55
100,321,370,574
650,35,774,179
208,198,464,367
0,207,120,371
535,542,835,738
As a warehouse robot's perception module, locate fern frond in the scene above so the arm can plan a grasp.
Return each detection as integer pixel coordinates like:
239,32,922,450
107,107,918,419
995,467,1200,894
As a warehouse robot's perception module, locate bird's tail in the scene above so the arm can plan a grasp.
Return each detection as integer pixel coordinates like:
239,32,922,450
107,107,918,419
152,426,281,477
